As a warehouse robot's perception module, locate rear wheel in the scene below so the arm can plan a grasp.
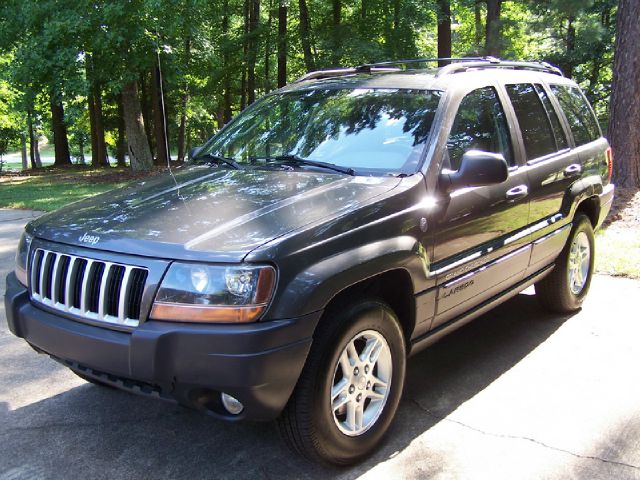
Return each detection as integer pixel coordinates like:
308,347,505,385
277,299,406,465
535,214,595,313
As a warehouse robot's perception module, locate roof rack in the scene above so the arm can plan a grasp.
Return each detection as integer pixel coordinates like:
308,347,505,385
293,57,563,83
293,66,402,83
435,58,563,77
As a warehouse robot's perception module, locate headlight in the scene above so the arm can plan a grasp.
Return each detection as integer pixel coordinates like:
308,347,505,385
14,232,33,287
150,263,276,323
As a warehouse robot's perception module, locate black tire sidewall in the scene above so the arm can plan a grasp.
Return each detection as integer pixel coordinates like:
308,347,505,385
310,301,406,464
559,215,595,309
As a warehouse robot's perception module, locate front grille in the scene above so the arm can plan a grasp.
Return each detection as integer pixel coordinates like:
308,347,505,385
29,248,148,328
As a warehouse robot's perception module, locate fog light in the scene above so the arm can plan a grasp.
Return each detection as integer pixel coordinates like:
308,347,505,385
221,392,244,415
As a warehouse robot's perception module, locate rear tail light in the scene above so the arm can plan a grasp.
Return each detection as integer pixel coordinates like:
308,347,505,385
605,146,613,182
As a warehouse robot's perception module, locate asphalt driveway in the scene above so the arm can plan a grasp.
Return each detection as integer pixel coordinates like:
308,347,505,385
1,208,639,479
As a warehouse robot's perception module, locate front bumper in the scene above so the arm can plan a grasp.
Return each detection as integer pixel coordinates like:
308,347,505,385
4,272,319,421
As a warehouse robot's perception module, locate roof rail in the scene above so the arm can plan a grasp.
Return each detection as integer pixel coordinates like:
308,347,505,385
293,57,563,84
293,66,401,83
435,59,563,77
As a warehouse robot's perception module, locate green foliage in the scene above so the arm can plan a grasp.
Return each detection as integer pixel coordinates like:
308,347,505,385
0,0,619,170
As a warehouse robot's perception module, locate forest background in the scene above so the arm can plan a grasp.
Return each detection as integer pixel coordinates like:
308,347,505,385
0,0,637,187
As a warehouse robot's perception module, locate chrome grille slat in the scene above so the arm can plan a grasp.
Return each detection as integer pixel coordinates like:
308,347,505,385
50,254,62,305
80,259,93,314
29,248,148,328
118,266,133,323
64,256,77,309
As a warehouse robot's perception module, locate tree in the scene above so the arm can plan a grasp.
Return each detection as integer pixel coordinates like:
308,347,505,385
608,0,640,188
485,0,503,56
437,0,452,65
277,0,287,87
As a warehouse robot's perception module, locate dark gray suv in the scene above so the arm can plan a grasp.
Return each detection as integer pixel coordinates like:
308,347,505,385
5,58,614,464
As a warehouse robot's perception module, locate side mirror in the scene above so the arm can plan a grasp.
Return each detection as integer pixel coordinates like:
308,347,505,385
188,146,203,161
440,150,508,192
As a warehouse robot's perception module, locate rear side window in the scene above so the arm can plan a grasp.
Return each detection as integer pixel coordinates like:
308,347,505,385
505,83,557,160
446,86,514,170
550,85,601,146
534,84,568,150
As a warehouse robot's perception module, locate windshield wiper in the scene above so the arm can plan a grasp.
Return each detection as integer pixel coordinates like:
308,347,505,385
196,152,242,170
251,154,355,176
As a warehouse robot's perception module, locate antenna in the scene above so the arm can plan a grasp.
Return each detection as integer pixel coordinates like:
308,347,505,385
155,28,178,188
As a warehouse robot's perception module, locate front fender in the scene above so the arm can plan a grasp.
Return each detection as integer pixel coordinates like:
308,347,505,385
267,236,428,319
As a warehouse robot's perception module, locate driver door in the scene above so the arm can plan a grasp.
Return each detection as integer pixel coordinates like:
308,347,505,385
429,85,531,328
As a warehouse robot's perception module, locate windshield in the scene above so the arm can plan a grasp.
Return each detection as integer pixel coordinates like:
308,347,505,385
197,88,442,175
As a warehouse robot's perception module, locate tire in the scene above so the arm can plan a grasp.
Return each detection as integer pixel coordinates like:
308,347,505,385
535,214,595,313
277,299,406,465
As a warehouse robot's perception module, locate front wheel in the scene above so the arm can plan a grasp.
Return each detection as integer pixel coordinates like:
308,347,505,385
277,299,406,465
535,214,595,313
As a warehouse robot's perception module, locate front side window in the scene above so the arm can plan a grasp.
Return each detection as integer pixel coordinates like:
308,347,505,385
550,85,601,146
446,86,514,170
199,88,442,175
506,83,558,160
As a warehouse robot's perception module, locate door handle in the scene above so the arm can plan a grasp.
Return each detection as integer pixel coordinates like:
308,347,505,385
564,164,582,177
505,185,528,201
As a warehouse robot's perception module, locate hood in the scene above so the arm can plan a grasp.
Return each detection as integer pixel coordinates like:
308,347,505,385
28,166,401,262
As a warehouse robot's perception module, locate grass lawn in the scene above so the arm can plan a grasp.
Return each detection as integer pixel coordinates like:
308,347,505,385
595,229,640,279
0,166,145,211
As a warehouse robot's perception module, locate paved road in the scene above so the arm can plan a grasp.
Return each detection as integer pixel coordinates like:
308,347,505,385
1,209,639,480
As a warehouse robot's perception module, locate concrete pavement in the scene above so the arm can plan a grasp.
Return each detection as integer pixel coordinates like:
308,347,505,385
1,208,639,479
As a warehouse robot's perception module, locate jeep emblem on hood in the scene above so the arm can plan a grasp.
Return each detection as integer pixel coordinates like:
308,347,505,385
78,232,100,245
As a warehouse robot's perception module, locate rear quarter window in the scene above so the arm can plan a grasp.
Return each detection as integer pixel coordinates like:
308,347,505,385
550,85,601,146
505,83,558,160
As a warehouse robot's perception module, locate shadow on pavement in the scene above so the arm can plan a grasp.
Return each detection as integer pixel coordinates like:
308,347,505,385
0,291,572,479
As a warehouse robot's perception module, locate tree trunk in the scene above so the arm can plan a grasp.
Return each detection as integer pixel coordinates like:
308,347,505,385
561,15,576,79
277,0,287,88
299,0,315,72
332,0,342,65
27,110,40,169
247,0,260,105
485,0,503,57
264,0,273,91
116,94,127,166
222,0,233,124
241,0,250,110
474,1,483,49
121,81,154,172
50,95,72,166
608,0,640,188
151,65,169,166
86,56,109,167
34,139,42,168
77,138,85,165
178,36,191,163
139,72,155,159
20,133,28,170
93,86,109,166
437,0,452,66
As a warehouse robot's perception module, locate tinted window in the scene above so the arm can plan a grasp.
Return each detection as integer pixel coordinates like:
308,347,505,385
506,83,557,160
550,85,601,146
201,88,442,174
534,84,568,150
446,87,513,170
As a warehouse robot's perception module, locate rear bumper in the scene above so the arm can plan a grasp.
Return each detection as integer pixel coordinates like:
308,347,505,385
596,183,615,229
4,272,320,421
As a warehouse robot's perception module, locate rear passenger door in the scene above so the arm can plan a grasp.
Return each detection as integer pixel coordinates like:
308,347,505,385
503,82,576,229
430,85,530,327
